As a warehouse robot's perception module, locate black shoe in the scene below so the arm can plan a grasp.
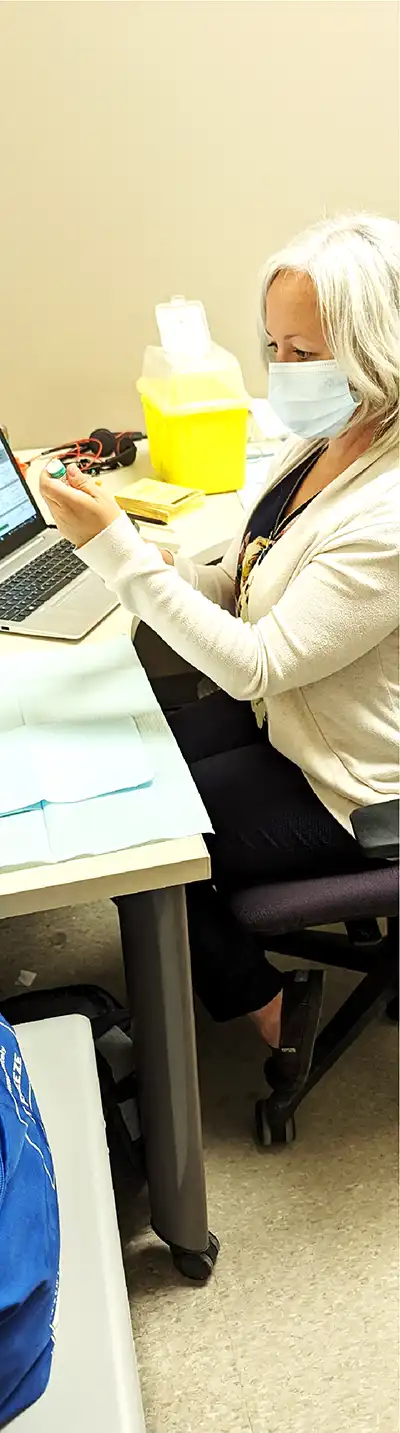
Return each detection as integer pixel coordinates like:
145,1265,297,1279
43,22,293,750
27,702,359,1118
264,969,325,1101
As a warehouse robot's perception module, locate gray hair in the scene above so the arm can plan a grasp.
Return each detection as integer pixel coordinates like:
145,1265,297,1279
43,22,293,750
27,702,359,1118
260,213,400,446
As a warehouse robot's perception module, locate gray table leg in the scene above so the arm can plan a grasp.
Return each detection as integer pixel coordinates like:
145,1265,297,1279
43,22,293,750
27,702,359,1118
117,885,219,1279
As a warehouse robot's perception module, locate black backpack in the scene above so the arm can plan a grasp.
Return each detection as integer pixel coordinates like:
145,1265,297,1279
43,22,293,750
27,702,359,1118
0,985,146,1197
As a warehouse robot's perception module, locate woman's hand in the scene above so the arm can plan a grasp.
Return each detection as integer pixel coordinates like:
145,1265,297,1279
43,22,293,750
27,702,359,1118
39,464,122,548
40,464,176,564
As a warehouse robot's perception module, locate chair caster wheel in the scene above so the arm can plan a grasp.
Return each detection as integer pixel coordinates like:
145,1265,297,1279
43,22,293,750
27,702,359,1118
170,1232,220,1281
386,995,399,1023
255,1099,296,1148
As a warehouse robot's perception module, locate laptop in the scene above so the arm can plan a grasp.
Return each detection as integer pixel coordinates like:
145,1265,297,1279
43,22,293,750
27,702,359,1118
0,429,119,639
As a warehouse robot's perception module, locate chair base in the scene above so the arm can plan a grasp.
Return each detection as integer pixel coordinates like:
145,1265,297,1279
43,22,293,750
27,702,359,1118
255,1103,297,1148
255,918,398,1148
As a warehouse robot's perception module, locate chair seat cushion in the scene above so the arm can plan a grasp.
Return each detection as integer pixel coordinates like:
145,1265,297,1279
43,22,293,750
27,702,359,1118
230,862,399,937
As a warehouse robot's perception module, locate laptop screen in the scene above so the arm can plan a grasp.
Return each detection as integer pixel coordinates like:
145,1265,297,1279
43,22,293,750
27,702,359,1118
0,432,44,561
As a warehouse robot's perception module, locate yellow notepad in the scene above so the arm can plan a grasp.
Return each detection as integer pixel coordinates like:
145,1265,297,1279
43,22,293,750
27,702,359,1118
115,478,204,525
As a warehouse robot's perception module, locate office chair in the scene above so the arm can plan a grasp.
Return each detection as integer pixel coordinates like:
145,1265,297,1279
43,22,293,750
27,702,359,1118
133,624,399,1146
228,798,399,1146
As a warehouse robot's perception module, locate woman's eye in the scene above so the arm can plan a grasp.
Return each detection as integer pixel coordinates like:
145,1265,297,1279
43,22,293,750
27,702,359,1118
265,338,314,360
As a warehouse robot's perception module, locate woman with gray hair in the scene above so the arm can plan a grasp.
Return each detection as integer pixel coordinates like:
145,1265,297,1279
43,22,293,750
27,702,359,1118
41,212,399,1104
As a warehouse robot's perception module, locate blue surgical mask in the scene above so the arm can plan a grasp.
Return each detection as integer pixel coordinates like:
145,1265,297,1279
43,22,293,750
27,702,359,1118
267,359,361,439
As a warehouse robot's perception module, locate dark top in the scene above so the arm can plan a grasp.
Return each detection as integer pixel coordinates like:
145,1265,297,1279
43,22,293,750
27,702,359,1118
235,446,325,613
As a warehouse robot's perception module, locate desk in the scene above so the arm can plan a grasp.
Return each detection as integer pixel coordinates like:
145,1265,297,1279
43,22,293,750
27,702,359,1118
0,838,215,1273
0,443,240,1274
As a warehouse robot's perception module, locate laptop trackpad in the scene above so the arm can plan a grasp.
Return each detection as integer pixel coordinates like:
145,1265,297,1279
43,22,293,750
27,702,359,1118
24,575,118,638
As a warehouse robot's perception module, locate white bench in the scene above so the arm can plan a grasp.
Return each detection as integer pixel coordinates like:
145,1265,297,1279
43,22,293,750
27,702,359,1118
15,1014,146,1432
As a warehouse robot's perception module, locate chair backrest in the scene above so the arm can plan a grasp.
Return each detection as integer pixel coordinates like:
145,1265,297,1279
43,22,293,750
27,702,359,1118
351,799,399,862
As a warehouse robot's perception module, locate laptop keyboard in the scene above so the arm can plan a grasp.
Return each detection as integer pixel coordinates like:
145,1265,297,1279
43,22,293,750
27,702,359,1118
0,541,86,622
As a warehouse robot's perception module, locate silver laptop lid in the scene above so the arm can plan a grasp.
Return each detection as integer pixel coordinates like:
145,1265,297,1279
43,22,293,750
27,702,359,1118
0,429,46,565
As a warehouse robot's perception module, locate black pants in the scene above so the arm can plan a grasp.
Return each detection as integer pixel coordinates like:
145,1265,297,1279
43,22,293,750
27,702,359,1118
168,691,365,1022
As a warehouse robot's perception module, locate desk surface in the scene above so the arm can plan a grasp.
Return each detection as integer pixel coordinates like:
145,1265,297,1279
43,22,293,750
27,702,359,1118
0,440,235,916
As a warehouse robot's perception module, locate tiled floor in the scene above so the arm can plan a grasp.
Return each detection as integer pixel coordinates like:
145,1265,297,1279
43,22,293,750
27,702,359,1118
1,900,398,1432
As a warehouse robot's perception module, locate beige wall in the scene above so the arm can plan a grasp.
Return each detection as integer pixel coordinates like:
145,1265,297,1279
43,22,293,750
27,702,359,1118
0,0,398,448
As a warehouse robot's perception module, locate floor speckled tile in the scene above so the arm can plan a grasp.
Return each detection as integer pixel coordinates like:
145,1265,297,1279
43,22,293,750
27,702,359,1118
1,902,398,1431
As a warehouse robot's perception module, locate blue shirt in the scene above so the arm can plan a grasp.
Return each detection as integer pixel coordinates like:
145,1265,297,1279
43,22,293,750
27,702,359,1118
0,1017,60,1426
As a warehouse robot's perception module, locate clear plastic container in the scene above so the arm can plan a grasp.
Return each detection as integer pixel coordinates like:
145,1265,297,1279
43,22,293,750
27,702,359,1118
137,332,248,493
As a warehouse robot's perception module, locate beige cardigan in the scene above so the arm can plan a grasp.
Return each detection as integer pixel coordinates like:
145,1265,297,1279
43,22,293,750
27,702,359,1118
81,432,400,833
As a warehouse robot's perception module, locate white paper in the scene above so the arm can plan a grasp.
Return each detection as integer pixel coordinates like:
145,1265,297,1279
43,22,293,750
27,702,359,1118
0,720,151,816
16,970,37,987
5,636,143,726
36,717,152,803
0,688,24,732
0,807,51,869
0,639,153,817
43,702,212,861
0,639,212,868
0,728,39,814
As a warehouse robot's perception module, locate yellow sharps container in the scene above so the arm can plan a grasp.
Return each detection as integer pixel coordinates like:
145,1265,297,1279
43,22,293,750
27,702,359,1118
137,299,248,494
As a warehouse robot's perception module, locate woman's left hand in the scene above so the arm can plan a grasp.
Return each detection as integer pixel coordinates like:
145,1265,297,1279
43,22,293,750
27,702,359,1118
39,464,122,548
